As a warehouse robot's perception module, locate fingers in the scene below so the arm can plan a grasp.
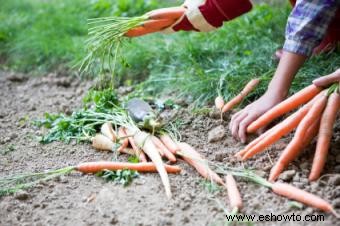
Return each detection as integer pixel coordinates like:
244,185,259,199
313,69,340,87
229,111,243,131
230,111,248,141
238,113,260,143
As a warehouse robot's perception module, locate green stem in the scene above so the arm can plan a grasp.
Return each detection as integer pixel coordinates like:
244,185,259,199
0,166,75,196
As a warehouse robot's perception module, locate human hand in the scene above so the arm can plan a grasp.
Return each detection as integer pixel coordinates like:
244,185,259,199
313,69,340,87
229,90,285,143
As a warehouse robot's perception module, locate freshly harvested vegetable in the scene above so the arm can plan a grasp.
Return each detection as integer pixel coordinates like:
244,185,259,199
151,135,177,162
309,92,340,181
225,174,243,212
222,78,260,113
247,84,322,133
217,168,338,216
146,6,185,20
100,122,117,142
240,96,317,160
271,183,338,216
301,118,320,149
92,134,115,151
141,19,175,31
214,96,225,111
117,127,130,154
269,94,328,181
132,130,173,198
125,18,180,37
160,134,180,154
81,7,184,76
76,161,181,174
92,133,134,155
177,142,223,185
125,27,155,37
124,128,147,163
0,162,181,196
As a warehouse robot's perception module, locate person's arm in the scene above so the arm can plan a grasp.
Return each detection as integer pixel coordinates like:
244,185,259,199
283,0,339,56
229,51,306,143
267,51,307,100
229,0,339,143
162,0,252,33
125,0,252,37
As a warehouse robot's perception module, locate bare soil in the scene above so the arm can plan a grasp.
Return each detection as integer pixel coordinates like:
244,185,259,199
0,71,339,226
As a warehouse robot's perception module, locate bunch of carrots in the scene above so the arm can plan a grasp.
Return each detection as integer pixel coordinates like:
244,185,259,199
233,83,339,182
124,7,185,37
92,121,224,197
213,80,340,216
81,7,185,75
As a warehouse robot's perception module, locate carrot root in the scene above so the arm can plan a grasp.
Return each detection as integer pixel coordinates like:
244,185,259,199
76,161,181,174
222,78,260,113
225,174,243,211
271,182,335,214
309,92,340,181
247,84,322,133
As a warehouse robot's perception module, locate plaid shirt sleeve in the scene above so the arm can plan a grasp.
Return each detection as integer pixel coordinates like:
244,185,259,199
283,0,339,56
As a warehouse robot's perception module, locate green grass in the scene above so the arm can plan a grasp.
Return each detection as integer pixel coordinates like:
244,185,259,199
1,1,339,106
0,0,168,73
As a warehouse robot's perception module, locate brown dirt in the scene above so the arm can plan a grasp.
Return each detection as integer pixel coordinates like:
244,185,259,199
0,71,339,226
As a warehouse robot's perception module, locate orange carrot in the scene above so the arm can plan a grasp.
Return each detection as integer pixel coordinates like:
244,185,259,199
222,78,260,113
215,96,225,111
236,128,272,158
142,19,175,31
151,136,177,162
241,97,316,160
301,117,320,149
124,128,148,163
177,142,223,185
133,130,172,198
225,174,243,211
271,182,337,215
117,127,129,153
125,27,157,37
100,122,117,142
309,92,340,181
269,94,328,181
247,84,322,133
160,134,180,154
76,161,181,174
146,7,185,20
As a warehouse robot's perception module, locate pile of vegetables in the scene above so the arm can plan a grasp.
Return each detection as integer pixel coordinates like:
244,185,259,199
234,83,339,182
211,80,340,217
2,89,222,199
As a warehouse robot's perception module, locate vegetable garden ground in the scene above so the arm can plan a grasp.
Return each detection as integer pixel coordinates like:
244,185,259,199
1,1,340,225
0,71,339,225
